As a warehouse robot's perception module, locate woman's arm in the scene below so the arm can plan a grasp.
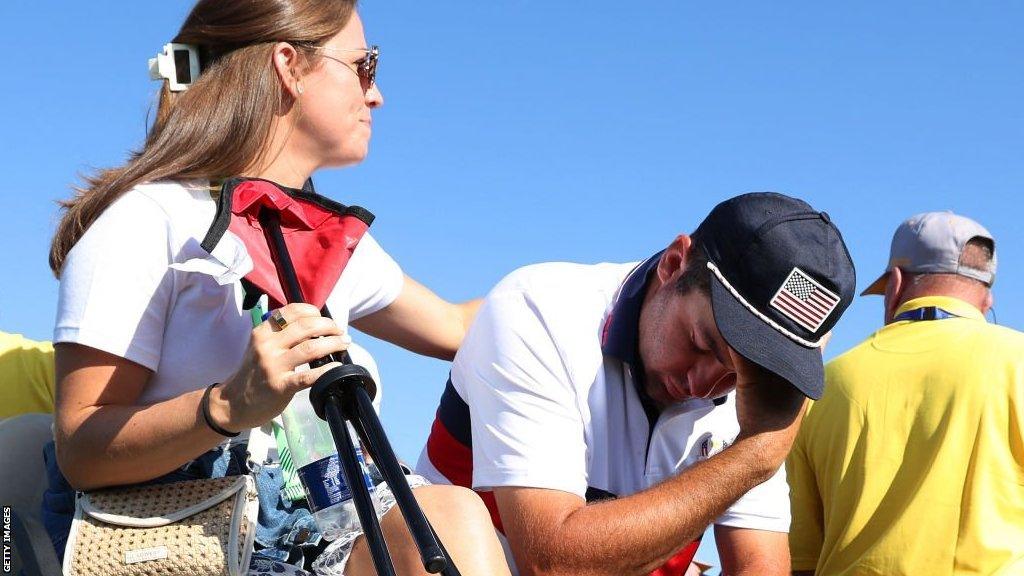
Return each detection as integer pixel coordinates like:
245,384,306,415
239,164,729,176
55,343,229,490
55,303,349,491
351,275,481,360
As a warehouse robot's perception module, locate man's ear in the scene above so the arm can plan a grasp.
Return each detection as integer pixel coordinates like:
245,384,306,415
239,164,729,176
981,289,994,315
271,42,303,100
883,267,905,324
656,235,693,286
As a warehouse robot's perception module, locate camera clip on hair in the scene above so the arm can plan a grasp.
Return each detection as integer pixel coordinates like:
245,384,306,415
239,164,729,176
148,42,200,92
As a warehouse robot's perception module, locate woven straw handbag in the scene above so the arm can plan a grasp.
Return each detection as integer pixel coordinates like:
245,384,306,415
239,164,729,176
62,474,259,576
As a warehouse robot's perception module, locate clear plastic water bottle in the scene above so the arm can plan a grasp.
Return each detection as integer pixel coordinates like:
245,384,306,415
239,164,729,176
282,388,382,540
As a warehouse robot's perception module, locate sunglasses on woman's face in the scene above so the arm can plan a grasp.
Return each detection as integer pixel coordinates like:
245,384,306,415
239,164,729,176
319,45,379,91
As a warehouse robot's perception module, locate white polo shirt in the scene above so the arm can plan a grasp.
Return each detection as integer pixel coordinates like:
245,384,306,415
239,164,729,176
418,255,790,533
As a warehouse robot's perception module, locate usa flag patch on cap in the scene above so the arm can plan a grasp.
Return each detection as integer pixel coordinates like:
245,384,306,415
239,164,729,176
769,267,840,332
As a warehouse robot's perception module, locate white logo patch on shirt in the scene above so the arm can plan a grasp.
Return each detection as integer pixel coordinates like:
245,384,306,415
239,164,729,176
769,267,840,332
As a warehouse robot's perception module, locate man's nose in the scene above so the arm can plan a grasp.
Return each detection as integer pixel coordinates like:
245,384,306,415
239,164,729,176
689,356,728,387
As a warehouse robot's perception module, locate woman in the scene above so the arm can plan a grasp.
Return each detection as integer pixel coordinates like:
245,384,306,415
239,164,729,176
44,1,510,574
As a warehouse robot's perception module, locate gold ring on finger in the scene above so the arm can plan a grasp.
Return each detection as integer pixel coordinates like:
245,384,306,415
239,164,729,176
269,309,289,332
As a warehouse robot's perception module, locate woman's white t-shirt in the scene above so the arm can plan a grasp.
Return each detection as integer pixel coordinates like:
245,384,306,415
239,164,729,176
54,180,404,405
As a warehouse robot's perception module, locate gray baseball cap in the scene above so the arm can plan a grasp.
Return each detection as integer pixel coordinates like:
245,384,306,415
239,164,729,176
861,211,997,296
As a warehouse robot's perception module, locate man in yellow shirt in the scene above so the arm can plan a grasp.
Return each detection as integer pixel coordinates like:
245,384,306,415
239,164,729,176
0,331,56,418
788,212,1024,575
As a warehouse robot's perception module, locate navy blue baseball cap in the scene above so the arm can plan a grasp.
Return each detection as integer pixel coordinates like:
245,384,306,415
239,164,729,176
692,192,856,400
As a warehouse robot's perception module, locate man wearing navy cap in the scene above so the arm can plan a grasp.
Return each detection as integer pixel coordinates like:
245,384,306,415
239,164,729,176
788,212,1024,576
418,193,856,575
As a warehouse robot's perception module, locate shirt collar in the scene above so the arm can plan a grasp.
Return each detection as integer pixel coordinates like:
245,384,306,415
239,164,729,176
894,295,986,321
600,251,663,430
601,251,664,363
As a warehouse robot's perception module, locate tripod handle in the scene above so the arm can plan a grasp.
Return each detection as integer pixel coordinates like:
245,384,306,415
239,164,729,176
258,208,353,369
311,306,353,368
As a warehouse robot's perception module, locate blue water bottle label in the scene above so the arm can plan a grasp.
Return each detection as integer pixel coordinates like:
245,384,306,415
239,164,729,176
354,445,376,493
297,454,352,513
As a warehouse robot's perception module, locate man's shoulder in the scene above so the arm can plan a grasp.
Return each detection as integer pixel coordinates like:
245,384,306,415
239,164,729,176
822,319,1024,397
0,331,53,355
827,329,871,354
974,321,1024,345
485,261,636,320
0,331,54,383
823,333,876,378
490,261,636,296
969,322,1024,369
807,336,879,419
457,261,635,379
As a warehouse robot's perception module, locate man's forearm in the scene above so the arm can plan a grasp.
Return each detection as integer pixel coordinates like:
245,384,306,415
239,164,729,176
509,436,781,576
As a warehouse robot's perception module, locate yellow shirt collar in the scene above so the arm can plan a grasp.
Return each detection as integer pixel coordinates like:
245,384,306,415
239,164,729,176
894,295,985,321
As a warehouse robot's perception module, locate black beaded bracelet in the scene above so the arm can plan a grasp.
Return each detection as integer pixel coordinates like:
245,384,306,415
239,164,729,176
201,383,240,437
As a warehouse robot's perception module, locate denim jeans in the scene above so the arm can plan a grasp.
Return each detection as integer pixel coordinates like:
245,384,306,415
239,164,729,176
41,440,323,566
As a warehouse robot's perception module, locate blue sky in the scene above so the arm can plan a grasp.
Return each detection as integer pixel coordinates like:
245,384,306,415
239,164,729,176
4,1,1022,570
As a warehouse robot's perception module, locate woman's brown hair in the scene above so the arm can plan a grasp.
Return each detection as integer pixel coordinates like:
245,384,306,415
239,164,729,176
49,0,357,275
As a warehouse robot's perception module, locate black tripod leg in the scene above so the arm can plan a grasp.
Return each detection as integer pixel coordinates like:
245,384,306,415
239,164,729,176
350,426,463,576
324,396,398,576
428,521,464,576
351,387,450,573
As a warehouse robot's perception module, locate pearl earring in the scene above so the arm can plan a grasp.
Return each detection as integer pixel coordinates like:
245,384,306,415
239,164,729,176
296,82,304,95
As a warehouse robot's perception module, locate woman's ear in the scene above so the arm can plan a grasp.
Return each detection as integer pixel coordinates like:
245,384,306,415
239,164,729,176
271,42,303,100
